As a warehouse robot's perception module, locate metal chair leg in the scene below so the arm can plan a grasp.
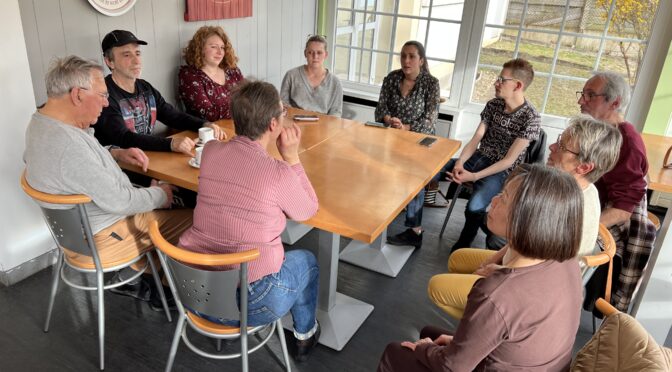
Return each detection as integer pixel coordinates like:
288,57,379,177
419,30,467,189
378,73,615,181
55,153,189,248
147,251,172,322
96,270,105,370
439,184,463,239
44,251,64,332
165,315,186,372
241,328,249,372
276,319,291,372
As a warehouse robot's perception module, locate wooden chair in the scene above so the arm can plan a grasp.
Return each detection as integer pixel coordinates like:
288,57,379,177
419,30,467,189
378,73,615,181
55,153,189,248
581,224,617,302
20,171,171,370
148,220,291,372
647,211,661,231
580,223,616,333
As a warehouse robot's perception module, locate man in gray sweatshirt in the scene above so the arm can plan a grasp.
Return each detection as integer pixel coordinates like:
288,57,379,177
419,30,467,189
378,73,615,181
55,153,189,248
24,55,192,305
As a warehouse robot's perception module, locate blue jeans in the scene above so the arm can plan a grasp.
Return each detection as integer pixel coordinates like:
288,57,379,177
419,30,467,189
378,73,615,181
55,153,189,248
404,188,426,228
196,250,319,338
444,152,508,214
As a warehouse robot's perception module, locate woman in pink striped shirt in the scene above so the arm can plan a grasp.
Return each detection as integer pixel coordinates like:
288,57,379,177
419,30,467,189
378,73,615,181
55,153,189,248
178,80,321,362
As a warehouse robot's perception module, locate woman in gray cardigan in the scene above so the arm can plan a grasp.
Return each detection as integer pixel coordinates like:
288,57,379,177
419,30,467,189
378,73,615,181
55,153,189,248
280,35,343,117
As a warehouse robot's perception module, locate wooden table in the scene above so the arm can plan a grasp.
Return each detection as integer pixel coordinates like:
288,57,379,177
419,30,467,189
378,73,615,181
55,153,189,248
121,109,461,350
631,133,672,344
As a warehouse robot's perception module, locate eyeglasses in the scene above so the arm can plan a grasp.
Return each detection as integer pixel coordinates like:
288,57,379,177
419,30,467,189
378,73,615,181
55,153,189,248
306,34,327,40
556,134,580,156
494,76,517,84
576,91,607,102
79,87,110,99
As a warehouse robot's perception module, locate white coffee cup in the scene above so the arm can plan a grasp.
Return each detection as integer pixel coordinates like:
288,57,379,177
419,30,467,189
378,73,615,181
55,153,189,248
198,127,215,143
194,146,204,166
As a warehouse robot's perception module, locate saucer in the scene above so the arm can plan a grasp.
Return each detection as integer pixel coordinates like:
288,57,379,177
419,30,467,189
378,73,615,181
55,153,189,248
188,158,200,169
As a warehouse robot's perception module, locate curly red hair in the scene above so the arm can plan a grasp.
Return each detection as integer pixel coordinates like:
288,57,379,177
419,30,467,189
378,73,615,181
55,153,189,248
183,26,238,70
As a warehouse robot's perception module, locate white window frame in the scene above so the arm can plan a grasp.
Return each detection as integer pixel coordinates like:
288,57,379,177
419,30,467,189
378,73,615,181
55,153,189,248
325,0,478,109
324,0,671,128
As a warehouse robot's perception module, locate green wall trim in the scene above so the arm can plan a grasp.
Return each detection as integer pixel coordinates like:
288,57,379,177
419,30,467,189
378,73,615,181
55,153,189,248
643,42,672,135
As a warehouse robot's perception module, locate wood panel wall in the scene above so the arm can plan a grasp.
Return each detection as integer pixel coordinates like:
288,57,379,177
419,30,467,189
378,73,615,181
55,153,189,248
18,0,316,106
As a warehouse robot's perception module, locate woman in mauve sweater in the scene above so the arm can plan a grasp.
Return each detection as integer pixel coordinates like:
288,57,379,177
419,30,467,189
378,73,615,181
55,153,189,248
378,164,584,372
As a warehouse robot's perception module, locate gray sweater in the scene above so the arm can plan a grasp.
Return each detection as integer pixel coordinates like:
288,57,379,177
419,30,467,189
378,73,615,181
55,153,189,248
280,66,343,117
24,112,166,234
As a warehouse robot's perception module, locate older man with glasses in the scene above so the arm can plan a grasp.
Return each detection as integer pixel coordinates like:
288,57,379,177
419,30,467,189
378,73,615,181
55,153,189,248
576,71,655,313
24,56,193,310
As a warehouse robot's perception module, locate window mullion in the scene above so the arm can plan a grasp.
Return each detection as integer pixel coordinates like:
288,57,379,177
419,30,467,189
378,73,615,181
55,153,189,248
593,0,618,71
424,0,433,50
513,0,530,58
540,0,571,113
387,0,400,73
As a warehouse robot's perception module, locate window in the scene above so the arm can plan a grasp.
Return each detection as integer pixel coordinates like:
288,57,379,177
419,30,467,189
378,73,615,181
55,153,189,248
472,0,660,117
333,0,465,101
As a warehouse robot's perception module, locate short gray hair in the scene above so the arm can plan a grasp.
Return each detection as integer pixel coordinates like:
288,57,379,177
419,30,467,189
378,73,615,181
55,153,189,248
45,56,104,98
564,115,622,183
592,71,631,113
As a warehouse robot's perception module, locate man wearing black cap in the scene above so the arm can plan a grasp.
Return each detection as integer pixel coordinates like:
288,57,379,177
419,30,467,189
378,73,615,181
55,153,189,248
95,30,225,155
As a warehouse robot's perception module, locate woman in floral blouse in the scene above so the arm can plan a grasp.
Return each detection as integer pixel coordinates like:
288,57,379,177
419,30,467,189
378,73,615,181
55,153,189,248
178,26,244,122
376,40,441,249
375,40,440,135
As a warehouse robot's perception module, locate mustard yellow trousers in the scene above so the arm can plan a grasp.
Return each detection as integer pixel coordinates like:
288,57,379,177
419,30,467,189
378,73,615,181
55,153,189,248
427,248,496,319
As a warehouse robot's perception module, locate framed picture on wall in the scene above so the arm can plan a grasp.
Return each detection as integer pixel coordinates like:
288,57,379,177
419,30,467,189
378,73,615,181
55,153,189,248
87,0,137,16
184,0,253,21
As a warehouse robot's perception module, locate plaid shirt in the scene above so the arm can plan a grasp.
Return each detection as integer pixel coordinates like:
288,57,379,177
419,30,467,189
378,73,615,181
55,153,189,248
607,194,657,312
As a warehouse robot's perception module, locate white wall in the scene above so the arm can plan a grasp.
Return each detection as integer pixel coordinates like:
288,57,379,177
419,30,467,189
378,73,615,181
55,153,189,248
19,0,316,106
0,0,51,272
2,0,316,279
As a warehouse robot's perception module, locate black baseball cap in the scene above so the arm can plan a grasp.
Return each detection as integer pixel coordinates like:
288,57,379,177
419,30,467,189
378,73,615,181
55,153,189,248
101,30,147,53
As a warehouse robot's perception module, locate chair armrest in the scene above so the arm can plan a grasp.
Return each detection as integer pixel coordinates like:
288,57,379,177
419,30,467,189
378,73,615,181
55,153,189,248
582,253,610,267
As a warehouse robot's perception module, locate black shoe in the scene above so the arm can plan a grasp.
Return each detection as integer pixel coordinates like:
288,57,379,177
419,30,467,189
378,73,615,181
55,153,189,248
450,239,473,253
294,322,320,363
387,228,423,248
108,273,151,301
148,280,177,312
149,293,177,312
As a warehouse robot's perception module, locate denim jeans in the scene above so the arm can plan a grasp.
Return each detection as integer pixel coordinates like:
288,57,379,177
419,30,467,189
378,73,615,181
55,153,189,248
444,152,508,214
404,188,426,228
196,249,319,338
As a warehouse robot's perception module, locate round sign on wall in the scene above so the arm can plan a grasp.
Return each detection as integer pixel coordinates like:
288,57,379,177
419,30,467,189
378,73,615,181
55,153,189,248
87,0,137,17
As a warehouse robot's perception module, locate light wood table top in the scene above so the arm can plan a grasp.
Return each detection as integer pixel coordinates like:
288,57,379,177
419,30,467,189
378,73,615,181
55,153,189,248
213,108,358,157
299,124,459,242
642,133,672,193
121,111,461,244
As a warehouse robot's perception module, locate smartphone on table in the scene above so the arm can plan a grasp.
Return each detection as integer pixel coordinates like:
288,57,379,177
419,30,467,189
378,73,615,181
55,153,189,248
293,115,319,122
418,136,437,147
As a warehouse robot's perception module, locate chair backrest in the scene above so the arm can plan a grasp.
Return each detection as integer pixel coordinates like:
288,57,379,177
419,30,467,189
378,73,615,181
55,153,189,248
571,298,672,371
581,224,616,303
148,220,260,321
164,257,242,319
21,171,96,257
525,128,547,164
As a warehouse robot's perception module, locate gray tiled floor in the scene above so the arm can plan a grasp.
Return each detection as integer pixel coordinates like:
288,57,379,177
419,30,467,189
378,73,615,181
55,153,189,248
0,198,623,371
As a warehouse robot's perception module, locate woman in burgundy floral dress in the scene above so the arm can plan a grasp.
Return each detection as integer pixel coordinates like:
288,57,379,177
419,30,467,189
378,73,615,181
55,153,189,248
179,26,244,121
